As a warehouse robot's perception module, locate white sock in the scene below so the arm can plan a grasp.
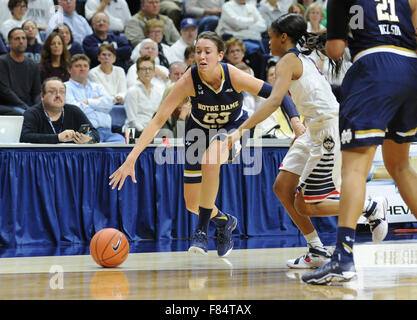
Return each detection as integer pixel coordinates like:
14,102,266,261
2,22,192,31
304,230,323,249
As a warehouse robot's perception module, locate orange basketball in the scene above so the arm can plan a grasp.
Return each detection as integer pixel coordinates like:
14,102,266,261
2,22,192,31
90,228,130,268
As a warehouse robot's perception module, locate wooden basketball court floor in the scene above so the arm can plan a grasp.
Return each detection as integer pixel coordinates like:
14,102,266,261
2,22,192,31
0,239,417,300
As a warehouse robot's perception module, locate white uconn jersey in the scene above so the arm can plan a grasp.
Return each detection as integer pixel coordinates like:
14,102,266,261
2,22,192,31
287,48,339,123
280,48,342,203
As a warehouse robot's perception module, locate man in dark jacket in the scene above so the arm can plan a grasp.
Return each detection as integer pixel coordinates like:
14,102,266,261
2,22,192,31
20,77,100,144
82,12,132,72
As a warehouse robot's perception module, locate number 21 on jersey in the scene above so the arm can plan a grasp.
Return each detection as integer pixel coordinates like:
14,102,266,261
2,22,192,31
376,0,400,22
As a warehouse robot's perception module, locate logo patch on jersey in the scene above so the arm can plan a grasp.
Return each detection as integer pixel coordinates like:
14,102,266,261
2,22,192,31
323,136,335,152
197,84,204,95
341,129,353,145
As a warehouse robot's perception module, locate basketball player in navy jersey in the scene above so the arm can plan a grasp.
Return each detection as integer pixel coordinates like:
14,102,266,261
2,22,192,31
302,0,417,284
227,14,389,271
109,31,304,257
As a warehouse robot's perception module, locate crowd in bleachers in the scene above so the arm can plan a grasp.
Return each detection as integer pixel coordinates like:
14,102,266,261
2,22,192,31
0,0,349,143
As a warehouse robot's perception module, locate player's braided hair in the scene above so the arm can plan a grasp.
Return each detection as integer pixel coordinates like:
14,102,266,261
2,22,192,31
270,13,343,77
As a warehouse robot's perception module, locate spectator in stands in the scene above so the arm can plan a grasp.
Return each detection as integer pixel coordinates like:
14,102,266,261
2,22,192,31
143,18,172,69
65,54,125,142
1,0,28,43
288,3,305,16
84,0,132,34
184,0,224,33
0,27,41,115
88,43,127,105
216,0,267,46
46,0,93,44
25,0,55,32
167,17,197,65
124,55,165,137
23,20,43,63
83,12,132,72
184,44,195,66
215,0,268,79
128,38,169,87
124,0,180,48
224,37,248,68
39,31,70,83
167,61,186,85
20,77,100,143
53,22,84,56
305,3,326,33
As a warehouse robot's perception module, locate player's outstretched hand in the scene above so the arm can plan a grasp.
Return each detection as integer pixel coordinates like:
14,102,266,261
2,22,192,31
109,160,137,191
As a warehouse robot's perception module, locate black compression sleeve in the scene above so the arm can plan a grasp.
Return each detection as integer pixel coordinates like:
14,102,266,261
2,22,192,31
326,0,351,40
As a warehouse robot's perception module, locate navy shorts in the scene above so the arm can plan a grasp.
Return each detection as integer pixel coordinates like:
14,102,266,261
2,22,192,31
183,112,248,184
339,52,417,149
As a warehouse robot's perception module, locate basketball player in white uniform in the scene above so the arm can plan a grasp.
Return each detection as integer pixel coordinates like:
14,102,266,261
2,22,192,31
228,13,388,269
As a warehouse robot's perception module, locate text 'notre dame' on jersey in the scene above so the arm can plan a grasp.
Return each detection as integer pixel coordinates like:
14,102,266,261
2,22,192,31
189,62,244,130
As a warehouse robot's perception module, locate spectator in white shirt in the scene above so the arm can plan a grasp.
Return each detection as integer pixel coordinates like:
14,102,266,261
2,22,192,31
167,17,197,64
84,0,131,34
1,0,28,43
128,37,169,87
88,43,127,105
215,0,266,44
124,55,165,136
305,3,326,33
25,0,55,31
215,0,267,78
216,0,268,79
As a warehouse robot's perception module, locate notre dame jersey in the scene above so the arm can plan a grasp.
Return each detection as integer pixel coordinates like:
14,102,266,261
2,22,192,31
329,0,417,59
189,62,244,130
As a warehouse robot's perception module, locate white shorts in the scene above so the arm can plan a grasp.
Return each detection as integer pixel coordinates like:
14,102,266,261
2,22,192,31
280,116,341,203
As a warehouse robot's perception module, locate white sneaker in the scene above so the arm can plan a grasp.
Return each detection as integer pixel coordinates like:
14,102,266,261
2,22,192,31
287,247,332,269
367,196,388,242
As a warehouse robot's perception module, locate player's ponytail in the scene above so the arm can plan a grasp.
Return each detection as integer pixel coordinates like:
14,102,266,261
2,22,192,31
302,32,343,76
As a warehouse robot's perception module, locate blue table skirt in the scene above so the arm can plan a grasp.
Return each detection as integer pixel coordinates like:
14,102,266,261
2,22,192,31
0,146,337,246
